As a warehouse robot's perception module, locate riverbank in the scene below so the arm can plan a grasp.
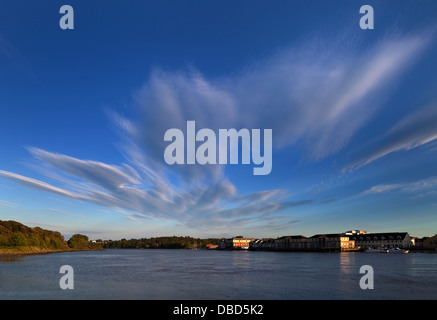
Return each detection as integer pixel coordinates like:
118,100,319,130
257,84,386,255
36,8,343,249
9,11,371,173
0,246,102,257
0,220,103,256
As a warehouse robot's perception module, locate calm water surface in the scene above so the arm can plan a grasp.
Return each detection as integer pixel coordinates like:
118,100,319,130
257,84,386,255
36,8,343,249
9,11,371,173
1,249,436,300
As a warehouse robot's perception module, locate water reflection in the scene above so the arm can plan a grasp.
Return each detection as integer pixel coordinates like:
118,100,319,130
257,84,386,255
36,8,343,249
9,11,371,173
339,252,356,273
231,250,251,268
0,255,23,262
338,252,357,295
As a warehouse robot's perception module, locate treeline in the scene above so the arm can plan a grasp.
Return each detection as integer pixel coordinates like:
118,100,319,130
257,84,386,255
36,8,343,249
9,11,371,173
67,234,102,250
103,236,221,249
0,220,102,252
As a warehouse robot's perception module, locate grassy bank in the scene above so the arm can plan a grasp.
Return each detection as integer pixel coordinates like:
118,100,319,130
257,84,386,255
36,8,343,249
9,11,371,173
0,246,69,256
0,245,102,256
0,220,102,256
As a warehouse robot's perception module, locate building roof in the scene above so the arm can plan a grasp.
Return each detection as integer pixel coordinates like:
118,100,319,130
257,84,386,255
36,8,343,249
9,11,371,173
308,233,346,239
348,232,409,241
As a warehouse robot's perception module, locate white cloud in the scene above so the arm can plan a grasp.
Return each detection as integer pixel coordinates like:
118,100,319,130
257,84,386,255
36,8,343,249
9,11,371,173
0,170,87,200
232,37,430,159
363,184,403,195
346,101,437,170
45,208,85,217
123,30,431,169
126,216,138,222
28,147,141,192
46,208,68,215
1,29,433,234
362,177,437,195
0,200,18,208
0,149,309,232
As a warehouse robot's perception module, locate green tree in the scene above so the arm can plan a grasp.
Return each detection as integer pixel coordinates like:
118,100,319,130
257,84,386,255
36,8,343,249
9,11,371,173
28,236,40,247
39,238,48,249
67,234,90,249
11,232,27,246
0,234,10,246
50,237,64,249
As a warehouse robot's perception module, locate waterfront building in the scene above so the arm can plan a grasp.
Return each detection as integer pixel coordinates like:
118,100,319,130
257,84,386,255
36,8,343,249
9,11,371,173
217,239,227,249
307,234,355,250
218,230,418,252
249,239,261,249
275,235,307,250
414,237,425,248
261,238,276,250
219,236,254,250
232,236,254,249
347,232,412,248
423,234,437,250
249,238,275,250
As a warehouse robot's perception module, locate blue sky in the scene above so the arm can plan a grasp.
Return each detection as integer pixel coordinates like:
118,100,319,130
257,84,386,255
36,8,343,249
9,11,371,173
1,1,437,240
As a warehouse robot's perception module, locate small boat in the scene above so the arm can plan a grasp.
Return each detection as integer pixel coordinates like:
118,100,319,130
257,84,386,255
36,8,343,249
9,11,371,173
388,247,409,254
365,247,388,253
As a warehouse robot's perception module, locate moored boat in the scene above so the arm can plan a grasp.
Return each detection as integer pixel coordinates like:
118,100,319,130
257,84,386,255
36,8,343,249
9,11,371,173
388,247,409,253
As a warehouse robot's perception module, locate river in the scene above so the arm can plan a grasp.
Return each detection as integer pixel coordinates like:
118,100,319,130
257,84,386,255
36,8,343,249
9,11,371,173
1,249,436,300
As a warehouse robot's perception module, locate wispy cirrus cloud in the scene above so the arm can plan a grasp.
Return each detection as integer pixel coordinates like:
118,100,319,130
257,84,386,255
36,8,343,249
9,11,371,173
28,147,141,192
362,176,437,195
0,170,87,200
45,208,85,218
120,28,432,172
0,148,310,233
346,101,437,171
0,200,18,208
0,28,434,234
46,208,68,215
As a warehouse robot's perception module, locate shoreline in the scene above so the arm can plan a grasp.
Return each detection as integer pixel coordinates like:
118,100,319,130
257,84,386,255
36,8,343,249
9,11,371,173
0,247,102,257
1,246,435,257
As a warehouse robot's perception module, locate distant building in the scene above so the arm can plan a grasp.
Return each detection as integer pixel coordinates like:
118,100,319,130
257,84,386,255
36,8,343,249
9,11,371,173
307,234,355,250
275,235,307,250
219,236,254,250
348,232,412,248
218,230,418,251
423,235,437,250
250,238,275,250
217,239,227,249
414,237,425,247
231,236,254,249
